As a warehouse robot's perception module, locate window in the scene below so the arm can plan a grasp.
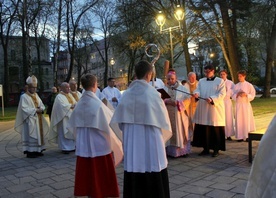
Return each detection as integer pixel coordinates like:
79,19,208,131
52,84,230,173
9,67,19,75
10,50,15,60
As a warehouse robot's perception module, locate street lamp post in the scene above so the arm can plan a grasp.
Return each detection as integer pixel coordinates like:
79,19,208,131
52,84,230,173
155,5,184,68
110,58,115,77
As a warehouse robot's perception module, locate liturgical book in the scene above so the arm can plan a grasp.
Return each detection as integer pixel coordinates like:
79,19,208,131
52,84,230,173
157,88,171,100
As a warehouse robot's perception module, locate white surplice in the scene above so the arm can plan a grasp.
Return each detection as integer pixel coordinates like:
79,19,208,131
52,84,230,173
83,88,114,111
148,78,165,89
67,91,123,166
95,88,104,100
232,81,256,139
110,80,172,173
83,88,104,100
102,86,122,108
14,93,49,152
49,93,76,151
224,79,235,137
245,115,276,198
193,77,226,126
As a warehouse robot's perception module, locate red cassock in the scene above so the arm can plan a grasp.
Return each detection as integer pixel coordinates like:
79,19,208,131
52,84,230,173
74,153,119,197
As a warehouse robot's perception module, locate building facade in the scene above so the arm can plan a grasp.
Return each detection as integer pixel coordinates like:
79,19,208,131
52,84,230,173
0,36,52,93
0,36,52,105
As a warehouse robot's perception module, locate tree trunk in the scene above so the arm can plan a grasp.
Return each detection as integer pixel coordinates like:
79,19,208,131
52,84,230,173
218,1,240,83
22,30,29,82
180,0,192,73
262,12,276,98
54,0,62,86
3,47,9,106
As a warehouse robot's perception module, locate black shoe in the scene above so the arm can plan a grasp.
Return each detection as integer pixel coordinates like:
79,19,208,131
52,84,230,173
226,137,232,141
198,150,209,156
62,150,70,154
237,139,243,142
212,151,219,157
181,154,189,158
166,155,177,159
245,138,249,142
26,152,38,158
35,152,44,156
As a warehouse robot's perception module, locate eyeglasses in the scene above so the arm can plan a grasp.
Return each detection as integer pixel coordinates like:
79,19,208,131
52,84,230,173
204,70,212,74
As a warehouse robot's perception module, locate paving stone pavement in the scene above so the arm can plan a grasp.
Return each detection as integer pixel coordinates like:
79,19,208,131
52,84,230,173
0,113,274,198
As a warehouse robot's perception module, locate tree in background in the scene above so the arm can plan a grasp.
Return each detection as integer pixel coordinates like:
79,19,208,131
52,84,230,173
188,0,243,82
262,1,276,98
112,1,148,82
90,0,118,87
0,0,20,106
64,0,98,83
30,0,55,93
74,25,95,88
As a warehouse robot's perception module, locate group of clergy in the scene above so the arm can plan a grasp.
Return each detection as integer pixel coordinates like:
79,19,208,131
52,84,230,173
157,65,256,158
14,61,259,197
14,76,122,157
14,66,256,159
49,78,122,154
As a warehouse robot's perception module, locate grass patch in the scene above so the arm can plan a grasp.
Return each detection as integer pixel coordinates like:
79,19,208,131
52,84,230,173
0,107,18,121
251,97,276,116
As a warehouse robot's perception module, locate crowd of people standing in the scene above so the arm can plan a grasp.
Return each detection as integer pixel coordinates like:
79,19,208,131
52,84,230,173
14,60,258,197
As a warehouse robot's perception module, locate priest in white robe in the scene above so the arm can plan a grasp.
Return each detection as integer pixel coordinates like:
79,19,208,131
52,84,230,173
184,72,198,119
245,115,276,198
69,80,82,102
184,72,199,141
110,60,172,198
67,74,123,197
49,82,76,154
192,65,226,157
219,70,235,140
232,70,256,141
14,75,49,158
164,69,191,158
102,77,122,108
148,77,165,89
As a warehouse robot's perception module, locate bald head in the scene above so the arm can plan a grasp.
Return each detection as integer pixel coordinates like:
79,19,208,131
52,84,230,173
60,82,70,94
188,72,196,83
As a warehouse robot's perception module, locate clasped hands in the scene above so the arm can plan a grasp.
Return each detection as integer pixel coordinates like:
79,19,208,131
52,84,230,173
237,91,247,98
70,104,76,109
36,107,43,114
112,97,118,102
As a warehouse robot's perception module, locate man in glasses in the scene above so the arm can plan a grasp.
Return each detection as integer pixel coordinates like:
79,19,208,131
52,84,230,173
192,65,226,157
102,77,122,109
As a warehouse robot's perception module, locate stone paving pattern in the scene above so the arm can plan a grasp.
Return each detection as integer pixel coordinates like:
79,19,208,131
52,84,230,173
0,113,274,198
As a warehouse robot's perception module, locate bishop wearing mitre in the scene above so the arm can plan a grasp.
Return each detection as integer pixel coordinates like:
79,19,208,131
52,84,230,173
14,75,49,158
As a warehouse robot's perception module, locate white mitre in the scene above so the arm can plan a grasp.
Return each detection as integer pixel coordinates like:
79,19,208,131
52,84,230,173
26,75,38,87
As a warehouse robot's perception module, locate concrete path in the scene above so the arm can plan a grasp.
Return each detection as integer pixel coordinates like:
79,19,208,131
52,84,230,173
0,113,274,198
